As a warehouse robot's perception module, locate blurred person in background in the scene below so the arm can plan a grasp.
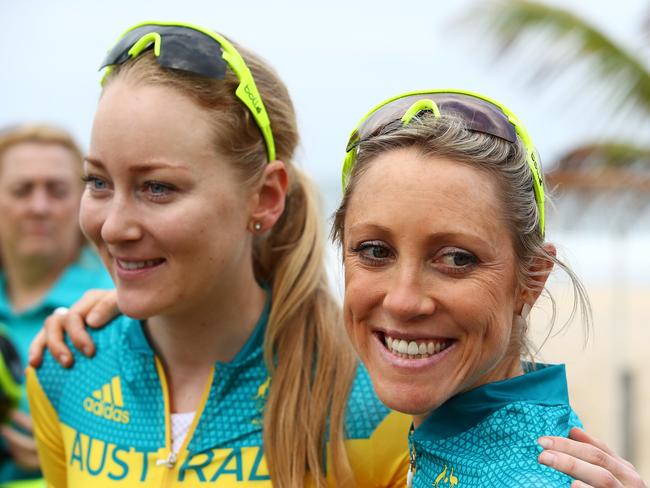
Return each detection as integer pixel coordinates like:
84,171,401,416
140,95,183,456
0,125,113,484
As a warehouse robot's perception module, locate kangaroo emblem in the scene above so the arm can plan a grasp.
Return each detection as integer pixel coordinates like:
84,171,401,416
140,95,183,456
433,465,447,487
252,376,272,426
256,376,271,399
432,465,459,487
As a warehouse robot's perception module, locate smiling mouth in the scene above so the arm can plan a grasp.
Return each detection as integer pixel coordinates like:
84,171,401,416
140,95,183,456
116,258,165,270
376,331,454,360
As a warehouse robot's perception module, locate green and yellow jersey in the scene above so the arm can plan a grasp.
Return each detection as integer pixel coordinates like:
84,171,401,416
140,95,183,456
407,364,582,488
27,301,410,487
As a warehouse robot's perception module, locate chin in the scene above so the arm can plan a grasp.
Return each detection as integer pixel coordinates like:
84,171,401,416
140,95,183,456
371,377,445,417
116,293,162,320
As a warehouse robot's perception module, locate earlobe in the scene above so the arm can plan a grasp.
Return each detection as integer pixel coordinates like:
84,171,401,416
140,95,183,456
249,160,288,233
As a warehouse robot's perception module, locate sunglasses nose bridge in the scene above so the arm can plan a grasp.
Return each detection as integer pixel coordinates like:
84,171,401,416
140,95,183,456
127,31,162,59
400,99,441,125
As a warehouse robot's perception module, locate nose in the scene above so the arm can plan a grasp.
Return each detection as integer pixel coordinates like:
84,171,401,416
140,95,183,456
99,195,143,245
27,187,51,216
383,265,436,321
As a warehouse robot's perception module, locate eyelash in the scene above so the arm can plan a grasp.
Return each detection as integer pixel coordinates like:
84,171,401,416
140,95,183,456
81,175,176,201
350,241,394,265
349,242,479,274
437,249,479,274
81,174,108,191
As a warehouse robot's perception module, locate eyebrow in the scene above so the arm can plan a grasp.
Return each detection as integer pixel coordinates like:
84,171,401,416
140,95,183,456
84,157,191,173
347,222,494,249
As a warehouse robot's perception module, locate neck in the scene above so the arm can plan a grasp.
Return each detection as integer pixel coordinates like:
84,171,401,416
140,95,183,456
413,354,524,429
144,270,267,412
3,249,78,312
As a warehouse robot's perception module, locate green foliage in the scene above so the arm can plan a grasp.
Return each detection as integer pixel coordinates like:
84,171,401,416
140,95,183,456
469,0,650,118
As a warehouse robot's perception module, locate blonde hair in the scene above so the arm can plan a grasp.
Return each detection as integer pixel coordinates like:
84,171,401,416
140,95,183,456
0,124,83,173
332,114,591,359
103,46,357,486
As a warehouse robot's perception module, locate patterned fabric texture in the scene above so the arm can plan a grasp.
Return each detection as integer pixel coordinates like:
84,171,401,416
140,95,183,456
409,364,582,488
28,301,410,487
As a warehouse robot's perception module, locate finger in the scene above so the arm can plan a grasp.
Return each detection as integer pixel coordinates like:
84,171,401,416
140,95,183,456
84,290,119,328
568,428,619,459
9,410,33,433
571,481,594,488
1,425,36,452
42,314,73,367
65,311,95,357
538,450,622,488
27,329,47,368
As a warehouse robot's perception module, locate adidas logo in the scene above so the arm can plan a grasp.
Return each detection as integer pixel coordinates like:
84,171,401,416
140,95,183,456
83,376,130,424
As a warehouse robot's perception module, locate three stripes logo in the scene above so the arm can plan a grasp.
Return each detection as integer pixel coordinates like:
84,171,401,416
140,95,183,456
83,376,130,424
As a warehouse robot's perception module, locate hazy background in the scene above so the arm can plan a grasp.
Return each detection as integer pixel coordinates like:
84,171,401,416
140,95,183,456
2,0,649,479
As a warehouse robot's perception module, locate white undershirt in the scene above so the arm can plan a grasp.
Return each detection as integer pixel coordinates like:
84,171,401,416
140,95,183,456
171,411,196,453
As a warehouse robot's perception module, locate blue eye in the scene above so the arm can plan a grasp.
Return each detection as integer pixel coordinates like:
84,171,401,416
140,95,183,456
148,182,167,194
82,175,108,191
143,181,175,201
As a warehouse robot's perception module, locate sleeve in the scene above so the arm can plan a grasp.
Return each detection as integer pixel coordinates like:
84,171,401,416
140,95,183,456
25,367,67,488
346,411,411,487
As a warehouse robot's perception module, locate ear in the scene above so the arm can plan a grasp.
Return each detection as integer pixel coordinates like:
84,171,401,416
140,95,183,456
248,160,288,232
516,242,556,315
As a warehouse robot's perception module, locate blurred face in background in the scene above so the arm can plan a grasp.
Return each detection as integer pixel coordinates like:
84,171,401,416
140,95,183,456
0,142,83,265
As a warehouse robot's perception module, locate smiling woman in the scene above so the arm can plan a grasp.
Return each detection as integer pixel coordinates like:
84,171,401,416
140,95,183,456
24,21,411,488
332,90,591,487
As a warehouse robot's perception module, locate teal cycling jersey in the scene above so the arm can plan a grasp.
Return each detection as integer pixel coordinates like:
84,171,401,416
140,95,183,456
0,247,113,484
407,364,582,487
28,299,410,487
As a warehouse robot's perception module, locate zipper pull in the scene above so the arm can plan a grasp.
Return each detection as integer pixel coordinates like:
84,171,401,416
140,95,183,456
407,423,416,488
156,451,177,469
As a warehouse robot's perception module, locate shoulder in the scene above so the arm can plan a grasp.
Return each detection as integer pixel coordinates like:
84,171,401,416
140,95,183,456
345,363,411,440
35,315,136,409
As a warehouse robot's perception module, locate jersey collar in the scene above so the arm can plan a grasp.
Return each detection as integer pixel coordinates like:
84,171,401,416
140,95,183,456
413,363,570,442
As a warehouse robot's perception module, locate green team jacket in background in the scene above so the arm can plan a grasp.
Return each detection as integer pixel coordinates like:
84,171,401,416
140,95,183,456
27,299,410,487
0,247,113,484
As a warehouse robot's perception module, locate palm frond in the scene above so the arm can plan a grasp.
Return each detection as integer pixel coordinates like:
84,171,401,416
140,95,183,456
466,0,650,117
555,141,650,169
546,141,650,193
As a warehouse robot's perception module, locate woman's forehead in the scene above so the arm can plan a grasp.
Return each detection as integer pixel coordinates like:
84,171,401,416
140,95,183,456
345,149,509,244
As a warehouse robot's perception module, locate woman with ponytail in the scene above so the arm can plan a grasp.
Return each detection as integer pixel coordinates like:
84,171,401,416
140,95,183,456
25,22,409,487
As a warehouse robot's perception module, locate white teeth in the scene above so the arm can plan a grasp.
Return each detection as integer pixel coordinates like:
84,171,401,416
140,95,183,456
382,334,450,360
119,259,161,270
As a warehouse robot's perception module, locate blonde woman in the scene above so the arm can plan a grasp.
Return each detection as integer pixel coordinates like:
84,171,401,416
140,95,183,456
26,22,409,487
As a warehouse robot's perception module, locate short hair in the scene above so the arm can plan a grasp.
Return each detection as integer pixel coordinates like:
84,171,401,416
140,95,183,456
0,124,83,169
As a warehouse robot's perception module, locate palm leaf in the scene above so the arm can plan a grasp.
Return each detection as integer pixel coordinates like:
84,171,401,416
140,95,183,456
546,141,650,193
466,0,650,117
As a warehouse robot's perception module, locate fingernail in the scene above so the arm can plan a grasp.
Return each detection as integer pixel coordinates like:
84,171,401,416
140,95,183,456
538,451,555,466
82,346,93,356
537,437,553,449
86,312,98,325
59,354,70,364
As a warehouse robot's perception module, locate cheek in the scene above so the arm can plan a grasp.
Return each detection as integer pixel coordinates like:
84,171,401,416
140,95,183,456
79,196,103,242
